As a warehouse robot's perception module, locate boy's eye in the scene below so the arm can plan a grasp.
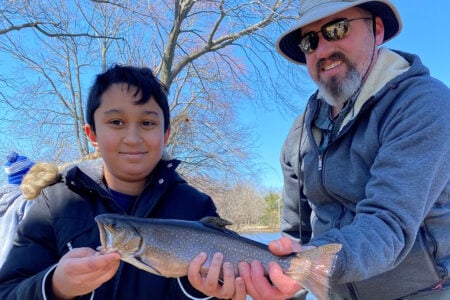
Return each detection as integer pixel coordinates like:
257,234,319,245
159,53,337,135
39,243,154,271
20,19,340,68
141,120,156,127
109,119,123,126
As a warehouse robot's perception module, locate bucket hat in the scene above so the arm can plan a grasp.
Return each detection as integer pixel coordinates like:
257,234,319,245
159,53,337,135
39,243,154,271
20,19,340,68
277,0,402,64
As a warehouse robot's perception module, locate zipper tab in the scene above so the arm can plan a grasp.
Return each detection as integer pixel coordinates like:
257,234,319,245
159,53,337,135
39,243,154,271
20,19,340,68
318,155,323,171
67,241,73,251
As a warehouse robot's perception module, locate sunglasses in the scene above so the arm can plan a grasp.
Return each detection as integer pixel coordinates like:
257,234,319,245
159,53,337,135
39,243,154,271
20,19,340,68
298,17,372,54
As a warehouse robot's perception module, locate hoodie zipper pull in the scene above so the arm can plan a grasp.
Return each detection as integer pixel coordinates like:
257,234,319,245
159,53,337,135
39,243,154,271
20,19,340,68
318,155,323,171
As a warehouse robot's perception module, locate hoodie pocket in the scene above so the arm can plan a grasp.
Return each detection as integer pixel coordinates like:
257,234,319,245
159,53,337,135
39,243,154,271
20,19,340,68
336,228,441,300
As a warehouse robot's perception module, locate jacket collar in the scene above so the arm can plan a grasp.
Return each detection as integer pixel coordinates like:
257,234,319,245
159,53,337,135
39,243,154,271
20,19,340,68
342,47,411,126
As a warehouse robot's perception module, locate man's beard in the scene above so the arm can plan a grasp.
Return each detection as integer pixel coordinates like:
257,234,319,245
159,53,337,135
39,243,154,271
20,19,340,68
317,53,362,107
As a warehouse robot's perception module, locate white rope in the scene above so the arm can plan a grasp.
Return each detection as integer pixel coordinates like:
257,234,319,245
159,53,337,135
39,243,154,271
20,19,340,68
177,277,213,300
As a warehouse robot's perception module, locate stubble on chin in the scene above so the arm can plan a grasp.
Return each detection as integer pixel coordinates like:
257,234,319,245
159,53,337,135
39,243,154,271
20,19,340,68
316,53,362,107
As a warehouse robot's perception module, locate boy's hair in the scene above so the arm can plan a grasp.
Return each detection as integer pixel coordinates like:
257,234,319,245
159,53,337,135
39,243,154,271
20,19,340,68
86,64,170,133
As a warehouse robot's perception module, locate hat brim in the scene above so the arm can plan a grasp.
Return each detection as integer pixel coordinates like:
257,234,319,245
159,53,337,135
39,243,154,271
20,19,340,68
276,0,401,65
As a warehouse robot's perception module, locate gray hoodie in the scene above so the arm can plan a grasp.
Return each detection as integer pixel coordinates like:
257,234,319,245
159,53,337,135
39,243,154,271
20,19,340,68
280,48,450,299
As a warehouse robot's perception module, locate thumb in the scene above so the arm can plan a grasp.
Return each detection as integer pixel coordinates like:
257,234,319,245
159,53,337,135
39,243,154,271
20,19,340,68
268,237,300,255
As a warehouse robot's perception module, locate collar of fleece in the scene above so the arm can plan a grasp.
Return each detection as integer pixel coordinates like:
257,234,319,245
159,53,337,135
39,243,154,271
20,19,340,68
340,47,411,127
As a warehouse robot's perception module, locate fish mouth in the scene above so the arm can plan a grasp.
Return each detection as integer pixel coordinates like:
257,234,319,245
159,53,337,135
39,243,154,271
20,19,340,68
96,215,118,253
95,214,143,255
96,218,105,245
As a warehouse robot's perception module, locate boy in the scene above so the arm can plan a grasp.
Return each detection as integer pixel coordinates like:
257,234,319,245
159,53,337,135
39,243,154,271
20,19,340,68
0,65,223,299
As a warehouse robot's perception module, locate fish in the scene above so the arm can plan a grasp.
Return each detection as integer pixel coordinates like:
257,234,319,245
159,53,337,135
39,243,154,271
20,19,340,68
95,213,342,300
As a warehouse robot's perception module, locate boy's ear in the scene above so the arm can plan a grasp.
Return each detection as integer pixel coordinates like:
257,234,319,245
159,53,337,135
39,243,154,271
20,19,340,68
164,127,171,146
85,124,99,149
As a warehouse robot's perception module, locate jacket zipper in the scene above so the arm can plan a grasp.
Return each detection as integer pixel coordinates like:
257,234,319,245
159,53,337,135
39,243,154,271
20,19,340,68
318,154,323,171
66,241,73,251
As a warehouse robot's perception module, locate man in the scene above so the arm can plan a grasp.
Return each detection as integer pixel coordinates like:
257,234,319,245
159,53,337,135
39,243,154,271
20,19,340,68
236,0,450,299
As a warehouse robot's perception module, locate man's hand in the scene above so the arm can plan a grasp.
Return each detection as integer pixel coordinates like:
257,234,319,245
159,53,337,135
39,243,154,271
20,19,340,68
238,237,304,300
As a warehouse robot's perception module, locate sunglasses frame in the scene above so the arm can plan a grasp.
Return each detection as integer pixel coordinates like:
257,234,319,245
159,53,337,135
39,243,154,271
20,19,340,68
298,17,373,54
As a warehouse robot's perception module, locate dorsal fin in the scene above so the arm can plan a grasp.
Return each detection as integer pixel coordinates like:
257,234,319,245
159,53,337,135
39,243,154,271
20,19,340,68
200,216,233,228
199,217,240,236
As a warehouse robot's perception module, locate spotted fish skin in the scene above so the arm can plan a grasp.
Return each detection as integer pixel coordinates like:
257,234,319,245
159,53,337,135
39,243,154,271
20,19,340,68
95,213,342,300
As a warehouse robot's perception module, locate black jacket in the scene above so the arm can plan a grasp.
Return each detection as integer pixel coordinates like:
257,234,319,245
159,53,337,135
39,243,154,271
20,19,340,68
0,158,218,299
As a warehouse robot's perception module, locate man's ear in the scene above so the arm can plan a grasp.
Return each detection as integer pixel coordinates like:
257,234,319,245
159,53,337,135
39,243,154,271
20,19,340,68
85,124,99,149
374,16,385,46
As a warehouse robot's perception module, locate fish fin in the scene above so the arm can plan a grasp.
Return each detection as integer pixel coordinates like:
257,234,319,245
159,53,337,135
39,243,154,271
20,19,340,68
200,216,240,236
200,216,233,228
122,256,162,276
285,243,342,300
200,216,233,227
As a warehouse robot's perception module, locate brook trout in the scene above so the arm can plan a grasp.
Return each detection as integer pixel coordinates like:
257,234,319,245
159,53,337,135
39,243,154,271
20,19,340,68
95,214,342,300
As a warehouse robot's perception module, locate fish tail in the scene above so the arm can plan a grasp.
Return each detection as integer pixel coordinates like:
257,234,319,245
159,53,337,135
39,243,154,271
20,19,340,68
285,243,342,300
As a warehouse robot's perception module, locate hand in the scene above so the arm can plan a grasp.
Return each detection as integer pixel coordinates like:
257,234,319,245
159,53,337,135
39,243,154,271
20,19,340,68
52,247,121,299
238,237,304,300
188,252,246,300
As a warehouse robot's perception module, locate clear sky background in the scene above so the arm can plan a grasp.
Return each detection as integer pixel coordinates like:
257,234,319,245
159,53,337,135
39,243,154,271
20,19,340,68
246,0,450,190
1,1,448,188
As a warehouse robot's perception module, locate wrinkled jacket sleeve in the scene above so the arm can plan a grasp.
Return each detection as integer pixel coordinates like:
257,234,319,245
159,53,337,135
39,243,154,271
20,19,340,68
0,192,59,299
280,113,312,243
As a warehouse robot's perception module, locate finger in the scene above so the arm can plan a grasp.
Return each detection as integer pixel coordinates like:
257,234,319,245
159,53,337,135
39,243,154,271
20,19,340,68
215,261,236,299
81,252,121,274
249,261,294,300
203,252,224,291
268,262,302,296
232,277,246,300
237,261,260,299
52,252,120,298
187,252,208,287
268,237,298,255
250,260,274,298
81,255,120,290
63,247,97,259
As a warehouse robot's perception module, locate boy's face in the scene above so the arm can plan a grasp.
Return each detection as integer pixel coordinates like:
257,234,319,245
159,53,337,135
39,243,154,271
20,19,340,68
85,83,169,195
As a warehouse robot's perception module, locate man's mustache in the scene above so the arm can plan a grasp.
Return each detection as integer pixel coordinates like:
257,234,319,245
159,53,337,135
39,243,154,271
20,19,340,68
317,52,347,72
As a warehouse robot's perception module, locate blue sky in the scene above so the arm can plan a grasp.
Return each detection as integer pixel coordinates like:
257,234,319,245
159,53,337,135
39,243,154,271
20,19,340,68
248,0,450,190
1,2,448,188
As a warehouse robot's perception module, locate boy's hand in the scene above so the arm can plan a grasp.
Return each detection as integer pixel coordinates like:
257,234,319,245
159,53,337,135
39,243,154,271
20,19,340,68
188,252,246,300
52,247,121,299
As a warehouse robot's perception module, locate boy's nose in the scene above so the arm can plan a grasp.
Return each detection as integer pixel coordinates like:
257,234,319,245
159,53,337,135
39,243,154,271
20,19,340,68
123,126,143,144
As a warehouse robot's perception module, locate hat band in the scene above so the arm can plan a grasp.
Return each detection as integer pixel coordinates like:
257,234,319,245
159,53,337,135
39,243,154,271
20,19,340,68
4,158,33,175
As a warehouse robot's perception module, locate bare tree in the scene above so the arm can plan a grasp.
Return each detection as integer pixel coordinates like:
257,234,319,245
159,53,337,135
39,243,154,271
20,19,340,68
215,181,265,230
0,0,303,186
1,2,67,36
0,0,127,162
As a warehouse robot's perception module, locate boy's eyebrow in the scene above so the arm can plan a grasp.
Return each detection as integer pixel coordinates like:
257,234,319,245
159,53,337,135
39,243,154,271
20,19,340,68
142,110,160,116
102,109,160,116
102,109,121,115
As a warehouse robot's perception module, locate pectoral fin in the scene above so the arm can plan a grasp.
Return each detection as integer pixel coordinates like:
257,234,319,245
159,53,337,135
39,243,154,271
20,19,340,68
121,255,162,276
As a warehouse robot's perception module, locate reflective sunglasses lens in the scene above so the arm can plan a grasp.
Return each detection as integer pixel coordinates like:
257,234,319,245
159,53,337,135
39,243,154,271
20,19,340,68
323,20,349,41
299,32,318,53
